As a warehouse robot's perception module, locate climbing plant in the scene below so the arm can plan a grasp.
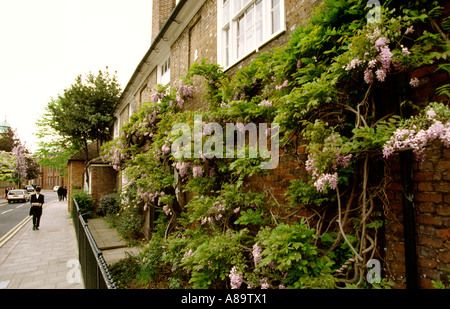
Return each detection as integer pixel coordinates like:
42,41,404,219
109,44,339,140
101,0,449,289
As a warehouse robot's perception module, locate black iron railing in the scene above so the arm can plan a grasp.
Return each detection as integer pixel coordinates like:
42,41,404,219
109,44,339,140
72,197,117,289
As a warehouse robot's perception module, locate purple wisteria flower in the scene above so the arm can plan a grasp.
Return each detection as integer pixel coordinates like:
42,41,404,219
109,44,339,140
252,243,262,267
229,266,243,289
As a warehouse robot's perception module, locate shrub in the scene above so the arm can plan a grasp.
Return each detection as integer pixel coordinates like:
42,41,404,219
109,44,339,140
72,190,94,219
98,193,120,216
112,204,144,244
255,221,335,289
109,256,141,289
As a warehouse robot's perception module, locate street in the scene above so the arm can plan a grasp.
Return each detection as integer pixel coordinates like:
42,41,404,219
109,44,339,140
0,190,58,240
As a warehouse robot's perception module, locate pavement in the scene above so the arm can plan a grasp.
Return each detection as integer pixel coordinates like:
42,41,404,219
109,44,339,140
0,199,84,289
0,195,140,289
87,218,138,265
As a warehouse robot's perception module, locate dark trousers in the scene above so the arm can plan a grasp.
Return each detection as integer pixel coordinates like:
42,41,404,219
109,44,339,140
30,206,42,228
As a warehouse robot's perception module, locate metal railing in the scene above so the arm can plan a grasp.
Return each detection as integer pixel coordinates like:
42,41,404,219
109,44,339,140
72,197,117,289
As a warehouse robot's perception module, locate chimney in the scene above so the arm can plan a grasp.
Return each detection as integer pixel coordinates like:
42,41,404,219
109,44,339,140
151,0,176,42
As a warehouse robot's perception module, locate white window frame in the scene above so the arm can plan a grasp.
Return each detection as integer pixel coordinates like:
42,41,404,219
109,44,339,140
217,0,285,70
157,55,171,85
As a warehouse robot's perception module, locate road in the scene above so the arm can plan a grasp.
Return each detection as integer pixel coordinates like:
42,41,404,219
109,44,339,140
0,190,59,240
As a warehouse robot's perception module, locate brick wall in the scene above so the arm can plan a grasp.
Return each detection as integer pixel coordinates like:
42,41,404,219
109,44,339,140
67,160,85,212
170,0,325,110
386,140,450,288
135,70,157,110
152,0,176,42
172,0,217,111
137,0,325,109
89,165,117,209
35,164,67,190
246,136,308,203
384,60,450,288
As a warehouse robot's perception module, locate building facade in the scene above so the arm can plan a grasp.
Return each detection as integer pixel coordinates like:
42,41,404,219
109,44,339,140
34,164,67,191
67,142,117,211
111,0,323,238
114,0,322,134
107,0,450,289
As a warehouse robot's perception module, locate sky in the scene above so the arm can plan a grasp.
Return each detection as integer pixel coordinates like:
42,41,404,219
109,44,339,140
0,0,153,153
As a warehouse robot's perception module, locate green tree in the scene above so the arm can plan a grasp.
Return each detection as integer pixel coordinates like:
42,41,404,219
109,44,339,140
33,138,78,177
38,68,121,182
0,151,15,181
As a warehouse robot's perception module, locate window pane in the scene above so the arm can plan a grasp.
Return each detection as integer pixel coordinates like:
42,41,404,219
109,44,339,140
246,4,253,30
246,25,253,52
159,57,170,85
234,0,242,15
255,0,262,19
272,3,280,34
223,0,230,24
255,0,262,44
237,16,245,58
246,4,253,52
223,27,230,67
255,20,262,44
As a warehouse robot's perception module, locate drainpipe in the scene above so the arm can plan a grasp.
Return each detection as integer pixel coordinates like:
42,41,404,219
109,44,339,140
398,73,419,289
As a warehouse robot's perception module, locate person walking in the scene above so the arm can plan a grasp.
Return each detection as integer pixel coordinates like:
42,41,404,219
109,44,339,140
57,186,63,201
29,187,44,230
62,186,67,201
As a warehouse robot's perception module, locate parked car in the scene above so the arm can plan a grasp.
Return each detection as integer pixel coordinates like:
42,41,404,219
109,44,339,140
53,186,60,192
6,189,30,203
25,185,35,192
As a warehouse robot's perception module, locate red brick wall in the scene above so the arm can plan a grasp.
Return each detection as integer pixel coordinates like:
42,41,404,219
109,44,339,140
382,61,450,289
37,165,67,191
386,140,450,288
246,136,308,203
90,165,117,209
67,160,85,212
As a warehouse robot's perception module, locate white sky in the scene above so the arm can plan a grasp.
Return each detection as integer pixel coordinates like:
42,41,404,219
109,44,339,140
0,0,153,153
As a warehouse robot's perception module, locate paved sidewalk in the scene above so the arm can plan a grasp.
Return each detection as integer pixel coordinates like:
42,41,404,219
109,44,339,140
0,199,84,289
87,218,138,265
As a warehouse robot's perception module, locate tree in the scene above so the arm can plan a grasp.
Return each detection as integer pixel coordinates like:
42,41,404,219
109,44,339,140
11,143,27,187
1,126,38,184
39,68,121,183
33,138,78,176
0,127,19,152
25,156,40,181
0,151,14,181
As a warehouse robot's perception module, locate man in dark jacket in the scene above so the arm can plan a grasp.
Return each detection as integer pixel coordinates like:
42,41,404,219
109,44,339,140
29,187,44,230
57,186,63,201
